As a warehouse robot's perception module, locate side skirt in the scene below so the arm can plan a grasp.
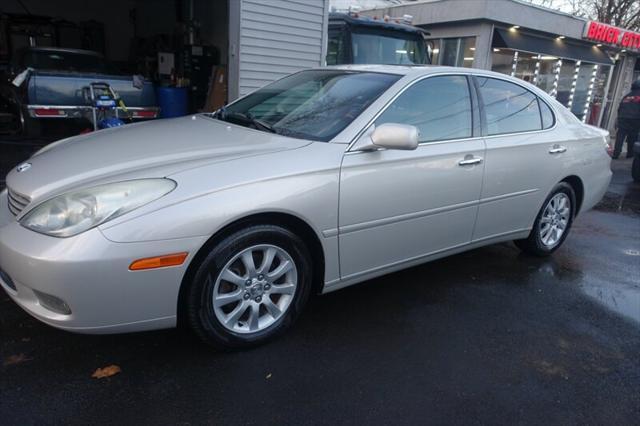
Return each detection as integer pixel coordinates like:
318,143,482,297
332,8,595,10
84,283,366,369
322,228,531,294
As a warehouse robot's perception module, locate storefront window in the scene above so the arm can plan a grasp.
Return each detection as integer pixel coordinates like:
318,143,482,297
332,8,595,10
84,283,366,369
491,48,515,75
515,53,538,83
441,38,460,66
461,38,475,68
536,56,558,94
430,37,476,67
586,65,611,125
430,39,440,65
556,59,577,108
571,63,595,121
489,32,615,127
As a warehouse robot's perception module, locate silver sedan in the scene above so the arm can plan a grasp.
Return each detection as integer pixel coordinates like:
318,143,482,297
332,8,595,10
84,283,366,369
0,66,612,348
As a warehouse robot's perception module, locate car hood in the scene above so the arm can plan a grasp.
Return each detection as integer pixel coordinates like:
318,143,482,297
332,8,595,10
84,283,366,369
6,115,311,201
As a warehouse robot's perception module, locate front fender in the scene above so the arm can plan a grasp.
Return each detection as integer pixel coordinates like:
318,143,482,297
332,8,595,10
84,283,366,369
99,142,345,285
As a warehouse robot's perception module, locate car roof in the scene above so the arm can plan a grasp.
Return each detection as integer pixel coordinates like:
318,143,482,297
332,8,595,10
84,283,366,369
321,64,552,83
321,64,494,77
317,64,557,100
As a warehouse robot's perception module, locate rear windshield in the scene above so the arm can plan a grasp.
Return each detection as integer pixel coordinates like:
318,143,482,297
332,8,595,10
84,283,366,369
21,50,108,73
217,70,401,142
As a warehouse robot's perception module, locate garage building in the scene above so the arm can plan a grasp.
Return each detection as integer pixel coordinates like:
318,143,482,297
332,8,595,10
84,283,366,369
1,0,329,109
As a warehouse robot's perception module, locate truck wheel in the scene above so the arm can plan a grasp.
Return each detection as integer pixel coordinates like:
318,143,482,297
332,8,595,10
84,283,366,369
21,110,42,138
0,96,23,135
633,155,640,183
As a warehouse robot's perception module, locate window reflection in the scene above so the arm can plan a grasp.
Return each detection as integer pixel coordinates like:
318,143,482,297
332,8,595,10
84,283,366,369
375,75,472,142
476,77,541,135
490,47,612,126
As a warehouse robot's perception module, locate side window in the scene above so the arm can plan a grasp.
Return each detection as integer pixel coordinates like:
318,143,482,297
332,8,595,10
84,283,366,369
476,77,542,135
326,29,345,65
538,98,555,129
375,75,472,142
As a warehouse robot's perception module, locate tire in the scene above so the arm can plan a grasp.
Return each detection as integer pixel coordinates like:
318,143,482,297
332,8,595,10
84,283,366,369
21,108,42,138
515,182,576,257
0,95,23,135
633,155,640,183
185,224,313,350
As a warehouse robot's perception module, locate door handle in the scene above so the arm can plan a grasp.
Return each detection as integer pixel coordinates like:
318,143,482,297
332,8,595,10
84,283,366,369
458,156,483,166
549,145,567,154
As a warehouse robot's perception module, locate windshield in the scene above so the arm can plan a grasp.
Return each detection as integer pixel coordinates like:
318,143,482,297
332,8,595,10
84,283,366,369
217,70,400,142
21,50,107,73
352,31,427,65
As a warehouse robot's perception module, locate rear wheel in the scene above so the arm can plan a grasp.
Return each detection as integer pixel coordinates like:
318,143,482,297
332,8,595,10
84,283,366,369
185,225,312,349
515,182,575,257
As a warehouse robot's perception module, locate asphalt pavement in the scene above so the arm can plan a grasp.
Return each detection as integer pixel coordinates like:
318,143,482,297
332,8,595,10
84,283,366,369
1,140,639,425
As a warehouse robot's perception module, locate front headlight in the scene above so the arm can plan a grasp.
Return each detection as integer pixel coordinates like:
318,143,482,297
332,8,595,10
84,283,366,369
21,179,176,237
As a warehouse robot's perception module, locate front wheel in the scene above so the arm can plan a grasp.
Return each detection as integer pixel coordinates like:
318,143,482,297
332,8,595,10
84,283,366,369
515,182,576,257
185,225,312,349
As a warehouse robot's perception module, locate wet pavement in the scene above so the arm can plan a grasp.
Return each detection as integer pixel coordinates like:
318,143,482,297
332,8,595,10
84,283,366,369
0,143,639,425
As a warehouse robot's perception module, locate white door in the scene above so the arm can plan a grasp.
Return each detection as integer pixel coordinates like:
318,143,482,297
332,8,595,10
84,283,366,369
339,75,485,279
472,76,566,241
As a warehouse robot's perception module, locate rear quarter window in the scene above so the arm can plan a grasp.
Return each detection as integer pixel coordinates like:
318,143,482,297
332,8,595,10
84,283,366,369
538,98,555,129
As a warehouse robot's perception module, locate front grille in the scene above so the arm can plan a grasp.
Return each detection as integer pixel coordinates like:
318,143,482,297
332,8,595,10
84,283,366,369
7,188,31,216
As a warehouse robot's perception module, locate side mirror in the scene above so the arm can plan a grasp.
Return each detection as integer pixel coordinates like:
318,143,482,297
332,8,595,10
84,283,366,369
356,123,419,152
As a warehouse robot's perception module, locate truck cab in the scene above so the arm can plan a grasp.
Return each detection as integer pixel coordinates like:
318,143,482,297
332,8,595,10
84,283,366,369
327,12,430,66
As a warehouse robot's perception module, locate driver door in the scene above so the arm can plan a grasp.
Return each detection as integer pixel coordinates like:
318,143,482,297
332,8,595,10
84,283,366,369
338,74,485,279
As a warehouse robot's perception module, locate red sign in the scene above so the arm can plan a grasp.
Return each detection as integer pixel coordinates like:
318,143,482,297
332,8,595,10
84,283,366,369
584,21,640,51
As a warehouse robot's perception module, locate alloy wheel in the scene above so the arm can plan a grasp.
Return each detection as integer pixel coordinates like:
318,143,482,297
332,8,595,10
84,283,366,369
211,244,297,334
539,193,571,248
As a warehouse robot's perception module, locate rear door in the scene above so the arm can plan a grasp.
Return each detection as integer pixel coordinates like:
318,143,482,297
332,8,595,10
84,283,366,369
472,76,565,241
338,74,485,279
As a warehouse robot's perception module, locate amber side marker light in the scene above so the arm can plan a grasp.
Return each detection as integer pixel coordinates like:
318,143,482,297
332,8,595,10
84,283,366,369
129,252,188,271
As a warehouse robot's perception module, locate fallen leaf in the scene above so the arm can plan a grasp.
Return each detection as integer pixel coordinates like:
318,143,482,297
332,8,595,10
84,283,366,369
92,364,122,379
266,373,272,379
3,353,32,366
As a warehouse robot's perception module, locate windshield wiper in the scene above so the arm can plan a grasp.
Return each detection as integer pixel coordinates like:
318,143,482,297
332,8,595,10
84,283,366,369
215,107,277,134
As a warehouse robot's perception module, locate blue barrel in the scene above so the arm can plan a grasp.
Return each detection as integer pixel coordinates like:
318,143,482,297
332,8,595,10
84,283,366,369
156,87,188,118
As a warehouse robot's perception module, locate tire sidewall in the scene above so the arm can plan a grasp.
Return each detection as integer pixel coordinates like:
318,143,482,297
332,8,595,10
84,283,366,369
530,183,576,254
188,225,312,349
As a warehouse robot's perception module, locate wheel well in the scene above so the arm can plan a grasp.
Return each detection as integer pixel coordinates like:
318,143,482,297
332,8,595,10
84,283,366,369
561,175,584,215
176,212,326,327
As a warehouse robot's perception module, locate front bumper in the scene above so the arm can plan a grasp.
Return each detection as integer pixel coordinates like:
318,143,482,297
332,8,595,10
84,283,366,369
0,192,207,334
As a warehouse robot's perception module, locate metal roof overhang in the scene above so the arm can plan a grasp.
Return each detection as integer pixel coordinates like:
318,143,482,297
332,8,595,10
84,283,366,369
493,28,614,65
